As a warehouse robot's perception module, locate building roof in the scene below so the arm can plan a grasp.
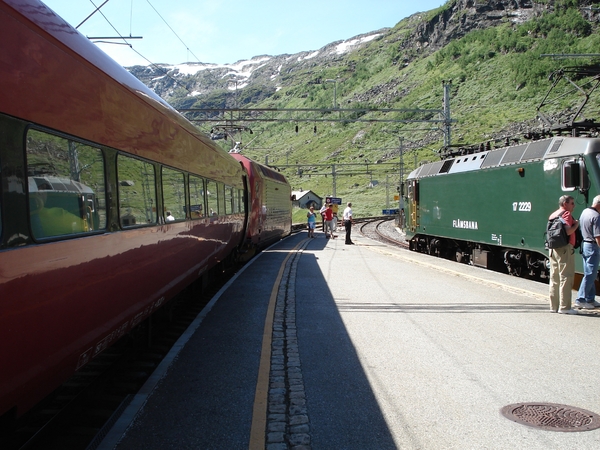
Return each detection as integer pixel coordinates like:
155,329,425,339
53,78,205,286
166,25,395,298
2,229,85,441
291,190,321,200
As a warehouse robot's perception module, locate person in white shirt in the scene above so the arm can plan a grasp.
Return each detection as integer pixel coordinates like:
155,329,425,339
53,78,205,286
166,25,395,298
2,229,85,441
166,211,175,222
343,202,354,245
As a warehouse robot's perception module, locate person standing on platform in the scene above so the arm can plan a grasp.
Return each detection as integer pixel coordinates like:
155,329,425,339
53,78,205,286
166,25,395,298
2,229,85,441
331,201,339,232
319,202,328,232
548,195,579,314
343,202,354,245
324,203,335,238
575,195,600,309
306,206,317,238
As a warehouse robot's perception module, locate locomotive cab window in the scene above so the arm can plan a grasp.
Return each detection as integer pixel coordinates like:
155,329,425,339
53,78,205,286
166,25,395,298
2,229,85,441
408,180,419,202
117,154,157,227
162,167,185,222
26,129,107,240
562,159,590,191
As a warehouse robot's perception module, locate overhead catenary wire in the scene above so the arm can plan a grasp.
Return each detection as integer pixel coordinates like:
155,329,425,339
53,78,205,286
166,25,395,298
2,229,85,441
77,0,110,29
145,0,202,63
84,0,202,64
83,0,197,96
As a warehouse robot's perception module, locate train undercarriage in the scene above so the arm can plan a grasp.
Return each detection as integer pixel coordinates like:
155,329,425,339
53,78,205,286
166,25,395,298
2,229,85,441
409,234,550,282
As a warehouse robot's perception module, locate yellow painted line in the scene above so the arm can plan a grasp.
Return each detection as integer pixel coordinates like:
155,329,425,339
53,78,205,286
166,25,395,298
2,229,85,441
248,239,307,449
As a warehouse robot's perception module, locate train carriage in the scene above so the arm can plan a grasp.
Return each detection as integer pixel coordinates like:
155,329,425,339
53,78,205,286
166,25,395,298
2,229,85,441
0,0,249,420
405,136,600,280
230,153,292,256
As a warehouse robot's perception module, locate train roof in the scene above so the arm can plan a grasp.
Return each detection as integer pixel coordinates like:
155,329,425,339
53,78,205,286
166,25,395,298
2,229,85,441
408,137,600,180
230,153,289,184
28,176,94,194
1,0,243,186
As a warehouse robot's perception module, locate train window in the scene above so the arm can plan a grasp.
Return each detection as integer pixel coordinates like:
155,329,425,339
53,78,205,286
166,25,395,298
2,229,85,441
206,180,219,216
117,154,157,227
562,159,589,191
224,186,234,215
217,183,225,214
162,167,185,221
189,175,205,219
237,189,244,214
26,129,107,239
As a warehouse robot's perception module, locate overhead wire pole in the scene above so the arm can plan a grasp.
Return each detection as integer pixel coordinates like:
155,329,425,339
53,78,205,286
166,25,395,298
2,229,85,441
442,80,453,147
332,164,337,197
399,137,405,212
325,79,339,109
182,86,455,210
270,162,399,197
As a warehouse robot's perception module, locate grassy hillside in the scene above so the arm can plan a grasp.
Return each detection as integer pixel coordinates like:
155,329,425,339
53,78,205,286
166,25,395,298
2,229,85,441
170,1,600,218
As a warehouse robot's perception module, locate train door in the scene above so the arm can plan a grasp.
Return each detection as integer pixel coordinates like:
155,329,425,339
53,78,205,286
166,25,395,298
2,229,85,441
407,179,419,231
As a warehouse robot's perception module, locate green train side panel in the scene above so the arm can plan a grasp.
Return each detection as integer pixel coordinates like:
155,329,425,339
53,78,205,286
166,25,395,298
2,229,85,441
410,158,589,256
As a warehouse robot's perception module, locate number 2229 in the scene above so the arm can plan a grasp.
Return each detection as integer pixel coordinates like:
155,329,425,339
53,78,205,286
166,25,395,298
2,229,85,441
512,202,531,212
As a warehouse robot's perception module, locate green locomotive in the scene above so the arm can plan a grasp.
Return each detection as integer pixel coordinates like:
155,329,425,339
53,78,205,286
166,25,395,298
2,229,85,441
405,137,600,280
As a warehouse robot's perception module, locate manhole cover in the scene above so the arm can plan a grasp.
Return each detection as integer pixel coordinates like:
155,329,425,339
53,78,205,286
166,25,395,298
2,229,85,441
501,403,600,432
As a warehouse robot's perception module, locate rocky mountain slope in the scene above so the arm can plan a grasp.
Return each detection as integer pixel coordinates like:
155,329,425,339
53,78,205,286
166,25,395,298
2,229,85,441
130,0,556,107
129,32,387,107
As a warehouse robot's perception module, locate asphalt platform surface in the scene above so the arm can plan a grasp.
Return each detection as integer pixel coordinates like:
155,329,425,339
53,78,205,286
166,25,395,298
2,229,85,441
99,228,600,450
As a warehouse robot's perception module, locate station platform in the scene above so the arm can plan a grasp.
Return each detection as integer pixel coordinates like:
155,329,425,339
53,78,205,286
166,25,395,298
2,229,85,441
98,229,600,450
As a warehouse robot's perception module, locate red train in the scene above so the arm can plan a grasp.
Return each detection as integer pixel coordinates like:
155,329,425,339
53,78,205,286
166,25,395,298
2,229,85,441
230,153,293,257
0,0,291,421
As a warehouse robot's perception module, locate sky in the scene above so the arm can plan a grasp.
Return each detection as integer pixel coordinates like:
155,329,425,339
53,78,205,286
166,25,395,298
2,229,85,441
42,0,446,67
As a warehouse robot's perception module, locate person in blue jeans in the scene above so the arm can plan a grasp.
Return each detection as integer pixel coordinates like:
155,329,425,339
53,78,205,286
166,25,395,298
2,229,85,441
575,195,600,309
306,206,317,238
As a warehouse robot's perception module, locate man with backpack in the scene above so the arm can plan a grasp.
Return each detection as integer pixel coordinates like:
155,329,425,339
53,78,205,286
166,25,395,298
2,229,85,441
575,195,600,310
548,195,580,314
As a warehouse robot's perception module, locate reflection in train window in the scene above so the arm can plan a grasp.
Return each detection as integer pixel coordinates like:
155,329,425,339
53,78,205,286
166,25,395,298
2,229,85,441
117,154,156,227
225,186,234,215
26,129,106,239
236,189,243,214
189,175,205,219
162,167,185,221
206,180,219,216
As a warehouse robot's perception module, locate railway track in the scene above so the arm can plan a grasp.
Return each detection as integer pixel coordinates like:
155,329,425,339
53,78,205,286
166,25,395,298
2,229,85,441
359,217,408,248
2,268,236,450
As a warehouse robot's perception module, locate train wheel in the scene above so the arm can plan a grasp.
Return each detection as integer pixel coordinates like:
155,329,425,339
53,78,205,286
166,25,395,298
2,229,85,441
455,251,464,263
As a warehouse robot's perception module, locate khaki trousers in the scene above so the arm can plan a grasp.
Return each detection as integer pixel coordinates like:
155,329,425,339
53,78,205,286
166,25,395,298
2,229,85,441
549,244,575,311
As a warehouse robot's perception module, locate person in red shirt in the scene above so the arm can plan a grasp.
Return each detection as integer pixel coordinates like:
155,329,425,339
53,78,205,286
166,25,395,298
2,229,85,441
324,204,335,238
548,195,579,314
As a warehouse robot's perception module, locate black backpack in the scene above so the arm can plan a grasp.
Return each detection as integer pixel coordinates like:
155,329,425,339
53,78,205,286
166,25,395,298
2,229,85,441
545,211,569,249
